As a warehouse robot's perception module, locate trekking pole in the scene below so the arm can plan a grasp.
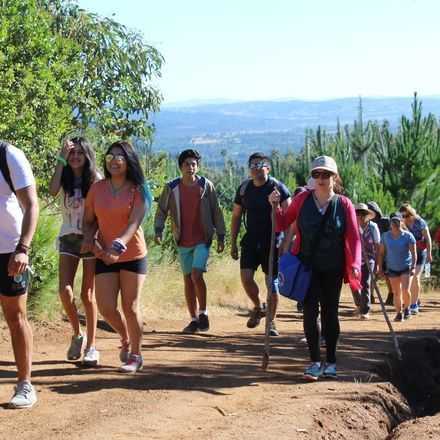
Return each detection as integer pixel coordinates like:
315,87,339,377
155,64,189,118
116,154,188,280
361,239,402,361
262,205,277,370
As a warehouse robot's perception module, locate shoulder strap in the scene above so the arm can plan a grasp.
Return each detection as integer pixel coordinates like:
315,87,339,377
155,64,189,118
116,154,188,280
0,141,15,194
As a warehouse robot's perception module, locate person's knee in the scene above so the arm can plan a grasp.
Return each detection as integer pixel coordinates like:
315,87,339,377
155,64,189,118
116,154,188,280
4,309,27,331
80,288,95,305
59,284,74,297
190,270,204,284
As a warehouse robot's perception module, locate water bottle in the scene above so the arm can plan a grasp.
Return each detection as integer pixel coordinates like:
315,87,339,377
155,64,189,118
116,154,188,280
424,263,431,278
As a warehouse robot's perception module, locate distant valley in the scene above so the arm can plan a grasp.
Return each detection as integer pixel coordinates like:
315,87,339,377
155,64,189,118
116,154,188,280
150,96,440,165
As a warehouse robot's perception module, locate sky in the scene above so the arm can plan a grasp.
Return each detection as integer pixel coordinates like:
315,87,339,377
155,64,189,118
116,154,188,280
77,0,440,104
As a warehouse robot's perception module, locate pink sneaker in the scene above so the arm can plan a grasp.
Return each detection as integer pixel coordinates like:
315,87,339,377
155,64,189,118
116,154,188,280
120,354,143,373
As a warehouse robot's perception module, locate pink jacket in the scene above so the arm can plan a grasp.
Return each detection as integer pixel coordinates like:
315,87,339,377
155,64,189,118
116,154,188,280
276,190,362,291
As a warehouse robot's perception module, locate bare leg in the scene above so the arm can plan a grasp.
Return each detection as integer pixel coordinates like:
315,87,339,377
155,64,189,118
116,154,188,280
183,273,198,318
401,274,412,310
1,294,33,382
81,258,97,350
389,276,402,313
191,269,207,311
410,266,423,305
240,269,261,309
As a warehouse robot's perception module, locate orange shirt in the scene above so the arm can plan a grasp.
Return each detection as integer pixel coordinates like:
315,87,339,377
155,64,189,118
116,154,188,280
179,181,205,247
85,180,147,262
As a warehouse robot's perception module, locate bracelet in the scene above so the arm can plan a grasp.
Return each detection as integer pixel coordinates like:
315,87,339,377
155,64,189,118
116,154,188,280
111,239,127,255
15,242,30,255
57,156,67,166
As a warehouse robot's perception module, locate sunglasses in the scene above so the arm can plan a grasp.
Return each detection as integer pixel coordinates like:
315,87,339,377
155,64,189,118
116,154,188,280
249,161,270,170
401,214,410,219
105,153,126,163
311,170,333,179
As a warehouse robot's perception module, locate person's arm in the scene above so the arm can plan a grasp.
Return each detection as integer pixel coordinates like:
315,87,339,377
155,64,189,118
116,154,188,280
409,241,417,276
422,227,433,263
230,203,242,260
8,185,39,276
48,140,74,197
343,198,361,278
154,185,170,245
377,243,385,278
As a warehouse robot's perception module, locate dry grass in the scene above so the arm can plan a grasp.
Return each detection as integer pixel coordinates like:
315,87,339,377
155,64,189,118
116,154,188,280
142,258,267,320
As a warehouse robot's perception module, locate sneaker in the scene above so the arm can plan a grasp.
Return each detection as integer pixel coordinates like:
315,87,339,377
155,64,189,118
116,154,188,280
394,312,403,322
9,381,37,409
198,313,210,332
385,293,394,306
360,313,369,320
247,307,262,328
403,308,411,320
83,347,100,366
120,354,143,373
269,321,279,337
304,362,322,381
183,320,199,334
410,303,419,315
119,341,130,363
322,363,337,379
67,334,85,360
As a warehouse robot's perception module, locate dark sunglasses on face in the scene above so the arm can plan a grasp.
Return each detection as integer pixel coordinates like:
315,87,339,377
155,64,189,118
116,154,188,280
105,153,126,163
311,170,333,179
402,214,410,219
249,161,269,170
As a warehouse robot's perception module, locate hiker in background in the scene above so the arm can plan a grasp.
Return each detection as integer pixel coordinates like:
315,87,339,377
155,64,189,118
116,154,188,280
48,138,100,366
82,141,148,373
367,201,393,305
231,152,291,336
154,149,225,334
377,212,417,322
399,203,433,314
352,203,380,319
0,141,39,408
270,155,361,381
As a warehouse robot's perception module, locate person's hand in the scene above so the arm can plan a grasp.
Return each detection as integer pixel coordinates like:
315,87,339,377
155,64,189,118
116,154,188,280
102,249,119,265
427,253,433,263
8,252,29,277
352,267,360,279
60,139,75,160
154,235,162,245
268,189,281,207
231,243,239,260
217,241,225,253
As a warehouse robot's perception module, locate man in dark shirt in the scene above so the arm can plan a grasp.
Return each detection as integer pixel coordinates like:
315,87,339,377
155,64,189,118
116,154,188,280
230,152,291,335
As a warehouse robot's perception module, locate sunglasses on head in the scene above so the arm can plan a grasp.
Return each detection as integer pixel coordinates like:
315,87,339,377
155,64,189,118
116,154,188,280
105,153,126,163
311,170,333,179
249,161,269,170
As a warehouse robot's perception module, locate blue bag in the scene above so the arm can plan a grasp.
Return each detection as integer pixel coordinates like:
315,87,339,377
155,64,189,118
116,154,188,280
278,253,312,301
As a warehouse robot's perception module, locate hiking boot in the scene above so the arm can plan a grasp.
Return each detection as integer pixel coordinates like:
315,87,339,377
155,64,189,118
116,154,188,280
119,341,130,363
410,303,419,315
394,312,403,322
385,293,394,306
183,320,199,334
198,313,210,332
269,321,279,337
403,308,411,320
67,334,85,360
304,362,322,381
322,363,337,379
83,347,100,367
9,381,37,409
120,354,143,373
247,307,262,328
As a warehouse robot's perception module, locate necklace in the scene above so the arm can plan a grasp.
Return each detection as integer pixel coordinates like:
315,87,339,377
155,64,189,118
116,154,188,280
109,180,127,196
313,192,333,214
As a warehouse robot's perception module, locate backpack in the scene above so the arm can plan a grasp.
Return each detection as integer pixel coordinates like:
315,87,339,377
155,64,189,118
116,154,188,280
238,176,280,229
0,141,15,194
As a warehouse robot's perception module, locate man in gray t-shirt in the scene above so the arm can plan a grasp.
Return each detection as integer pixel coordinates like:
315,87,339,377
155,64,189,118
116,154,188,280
0,142,39,409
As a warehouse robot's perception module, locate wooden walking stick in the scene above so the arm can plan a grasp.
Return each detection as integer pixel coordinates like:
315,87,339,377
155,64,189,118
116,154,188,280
262,205,277,370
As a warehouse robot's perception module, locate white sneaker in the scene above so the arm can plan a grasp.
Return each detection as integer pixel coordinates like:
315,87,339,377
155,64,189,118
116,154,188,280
120,354,143,373
67,334,86,360
83,347,100,366
9,381,37,409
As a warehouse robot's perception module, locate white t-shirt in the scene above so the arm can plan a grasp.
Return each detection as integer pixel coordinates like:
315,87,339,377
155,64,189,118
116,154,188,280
0,144,35,253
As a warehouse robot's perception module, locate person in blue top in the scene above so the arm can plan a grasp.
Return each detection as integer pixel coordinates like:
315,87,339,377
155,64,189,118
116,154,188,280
377,212,417,322
399,203,433,315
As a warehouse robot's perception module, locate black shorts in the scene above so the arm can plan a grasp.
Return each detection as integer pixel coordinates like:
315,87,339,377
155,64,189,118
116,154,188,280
0,253,29,297
240,238,278,275
387,267,410,278
95,256,147,275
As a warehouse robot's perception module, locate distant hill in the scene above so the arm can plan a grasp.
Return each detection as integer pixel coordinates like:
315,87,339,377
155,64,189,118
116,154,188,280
151,96,440,165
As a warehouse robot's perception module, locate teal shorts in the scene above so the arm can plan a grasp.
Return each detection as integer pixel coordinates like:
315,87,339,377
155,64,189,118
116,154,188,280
178,243,210,275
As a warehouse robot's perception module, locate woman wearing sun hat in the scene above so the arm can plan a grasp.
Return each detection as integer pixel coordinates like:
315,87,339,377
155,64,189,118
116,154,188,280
269,155,361,381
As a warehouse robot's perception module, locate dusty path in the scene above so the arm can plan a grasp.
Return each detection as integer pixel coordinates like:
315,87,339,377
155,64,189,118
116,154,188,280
1,288,440,439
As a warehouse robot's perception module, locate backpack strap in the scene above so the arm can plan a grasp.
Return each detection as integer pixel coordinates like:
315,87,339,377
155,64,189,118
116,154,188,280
0,141,15,194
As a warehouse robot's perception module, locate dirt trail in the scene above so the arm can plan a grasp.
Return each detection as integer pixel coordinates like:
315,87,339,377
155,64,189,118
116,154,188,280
1,289,440,439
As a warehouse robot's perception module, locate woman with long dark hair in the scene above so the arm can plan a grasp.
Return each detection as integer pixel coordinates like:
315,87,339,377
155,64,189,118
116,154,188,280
270,156,361,381
49,137,100,365
82,140,148,373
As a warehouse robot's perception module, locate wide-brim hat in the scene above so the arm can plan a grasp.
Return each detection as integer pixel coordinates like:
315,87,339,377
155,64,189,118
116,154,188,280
367,201,383,218
355,203,375,218
310,155,338,175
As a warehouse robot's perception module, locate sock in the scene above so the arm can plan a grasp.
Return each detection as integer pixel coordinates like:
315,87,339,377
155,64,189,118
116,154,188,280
199,310,207,316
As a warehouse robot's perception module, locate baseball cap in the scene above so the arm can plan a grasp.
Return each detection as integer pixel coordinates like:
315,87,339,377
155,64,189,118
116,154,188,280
310,156,338,175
